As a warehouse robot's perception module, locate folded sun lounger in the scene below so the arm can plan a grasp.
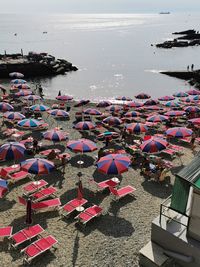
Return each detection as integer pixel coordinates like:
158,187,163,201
75,205,103,225
23,180,48,195
21,235,58,264
60,198,88,217
0,226,13,241
18,197,61,213
109,185,136,200
31,186,57,202
10,224,44,248
94,179,119,191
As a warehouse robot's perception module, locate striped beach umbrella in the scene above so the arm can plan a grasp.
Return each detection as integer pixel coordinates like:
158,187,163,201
67,139,97,153
165,101,180,108
147,115,168,123
18,119,41,129
4,111,25,121
9,72,24,78
180,97,193,103
140,138,168,153
158,96,175,101
74,100,90,107
97,154,131,175
126,101,143,108
191,95,200,101
124,111,140,118
13,84,30,90
84,108,102,116
103,116,122,126
173,92,188,98
97,131,120,140
125,122,148,133
56,95,73,101
23,95,41,101
142,105,162,111
11,79,26,84
30,104,50,112
164,110,185,117
43,129,68,142
75,121,96,131
20,158,55,175
166,127,193,138
144,99,159,106
188,118,200,125
15,90,33,97
116,96,132,101
0,102,14,112
97,100,111,107
48,109,69,118
184,106,200,113
106,105,123,113
0,142,26,161
135,93,151,99
186,89,200,96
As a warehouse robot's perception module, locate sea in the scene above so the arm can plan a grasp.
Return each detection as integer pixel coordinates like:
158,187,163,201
0,12,200,101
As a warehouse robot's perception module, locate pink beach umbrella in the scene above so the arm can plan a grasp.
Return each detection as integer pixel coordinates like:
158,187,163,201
48,109,69,118
135,93,151,99
56,95,73,101
158,95,175,101
84,108,102,116
125,123,148,134
3,111,25,121
166,127,193,138
186,89,200,96
43,129,68,142
97,100,111,107
0,102,14,112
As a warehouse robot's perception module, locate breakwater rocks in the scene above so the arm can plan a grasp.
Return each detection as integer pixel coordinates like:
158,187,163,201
0,52,78,78
155,29,200,49
161,70,200,89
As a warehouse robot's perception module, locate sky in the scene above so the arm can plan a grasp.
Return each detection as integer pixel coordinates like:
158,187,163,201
0,0,200,14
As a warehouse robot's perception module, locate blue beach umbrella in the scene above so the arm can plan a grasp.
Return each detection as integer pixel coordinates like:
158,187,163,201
11,79,26,84
17,118,41,129
0,142,26,161
20,158,55,175
30,104,50,112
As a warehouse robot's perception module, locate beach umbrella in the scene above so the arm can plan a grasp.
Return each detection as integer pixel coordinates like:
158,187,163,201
0,102,14,112
144,99,159,106
188,118,200,125
56,95,73,101
97,131,120,140
147,115,168,123
166,127,193,138
30,104,50,112
11,79,26,84
173,92,188,98
135,93,151,99
124,111,140,118
191,95,200,101
140,137,168,153
25,198,32,225
97,154,131,175
158,96,175,101
106,105,123,113
0,179,8,198
180,97,193,103
125,122,148,133
97,100,111,107
142,105,162,111
126,101,143,108
74,99,90,107
103,116,122,126
48,109,69,118
18,118,41,129
15,90,33,97
77,180,84,200
3,111,25,121
43,129,68,142
67,139,97,153
164,110,185,117
20,158,55,175
165,101,180,108
186,89,200,95
13,84,30,90
75,121,96,131
116,96,132,101
84,108,102,116
0,142,26,161
23,95,41,101
184,106,200,113
9,72,24,78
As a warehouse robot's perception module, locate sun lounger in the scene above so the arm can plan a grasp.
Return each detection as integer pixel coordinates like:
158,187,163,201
0,226,13,241
18,197,61,213
60,198,88,217
161,149,177,159
75,205,103,225
0,186,8,198
31,186,57,202
94,179,119,191
109,185,136,200
179,137,191,145
9,171,32,183
23,180,48,195
21,235,58,264
10,224,44,248
0,168,9,179
39,149,61,157
3,164,20,174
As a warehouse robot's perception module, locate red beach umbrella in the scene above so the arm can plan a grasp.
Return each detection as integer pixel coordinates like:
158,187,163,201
124,111,141,118
84,108,102,116
75,121,96,131
144,99,159,106
0,142,26,161
125,123,148,133
158,96,175,101
184,106,200,113
43,129,68,142
106,105,123,113
20,158,55,175
48,109,69,118
96,100,111,107
166,127,193,138
67,139,97,153
126,101,143,108
103,116,122,126
135,93,151,99
147,115,168,123
164,110,185,117
0,102,14,112
186,89,200,95
74,100,90,107
56,95,73,101
188,118,200,125
140,137,168,153
115,96,132,101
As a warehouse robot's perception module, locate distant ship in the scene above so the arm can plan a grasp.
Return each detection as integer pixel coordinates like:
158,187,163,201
159,12,170,14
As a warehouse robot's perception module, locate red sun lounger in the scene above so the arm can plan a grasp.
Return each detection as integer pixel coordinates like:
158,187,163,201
0,186,8,198
75,205,103,225
109,185,136,200
9,171,32,183
60,198,88,217
10,224,44,248
23,180,48,195
0,226,13,241
18,197,61,212
31,186,57,202
21,235,58,264
95,179,119,191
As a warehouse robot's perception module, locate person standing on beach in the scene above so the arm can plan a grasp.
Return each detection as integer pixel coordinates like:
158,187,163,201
61,154,67,174
187,65,189,71
191,64,194,71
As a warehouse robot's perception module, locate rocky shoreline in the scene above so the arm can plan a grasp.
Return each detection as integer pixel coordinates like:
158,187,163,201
155,29,200,49
0,52,78,78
